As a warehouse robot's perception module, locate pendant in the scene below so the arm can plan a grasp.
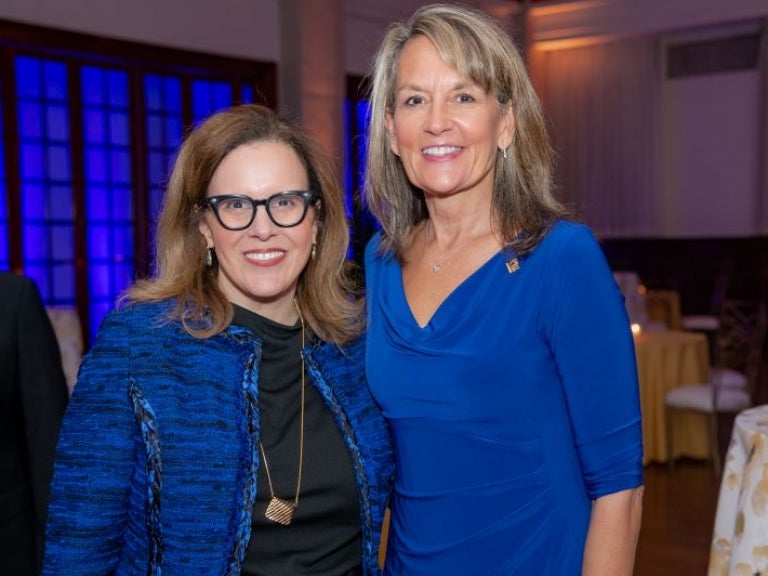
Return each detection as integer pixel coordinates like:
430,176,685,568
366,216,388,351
431,261,442,273
265,496,296,526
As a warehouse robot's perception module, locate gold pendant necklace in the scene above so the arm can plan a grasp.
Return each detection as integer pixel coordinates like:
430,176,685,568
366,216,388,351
259,299,305,526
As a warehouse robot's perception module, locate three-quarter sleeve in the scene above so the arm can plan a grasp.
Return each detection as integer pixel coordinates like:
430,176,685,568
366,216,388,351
541,224,644,499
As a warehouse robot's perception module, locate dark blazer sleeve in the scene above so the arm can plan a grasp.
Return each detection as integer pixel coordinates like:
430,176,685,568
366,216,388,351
14,277,69,568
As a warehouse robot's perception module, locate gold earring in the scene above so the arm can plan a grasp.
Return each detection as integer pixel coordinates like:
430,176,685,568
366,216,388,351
311,243,317,260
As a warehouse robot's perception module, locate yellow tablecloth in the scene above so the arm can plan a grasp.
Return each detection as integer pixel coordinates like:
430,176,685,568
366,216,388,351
634,330,710,464
709,405,768,575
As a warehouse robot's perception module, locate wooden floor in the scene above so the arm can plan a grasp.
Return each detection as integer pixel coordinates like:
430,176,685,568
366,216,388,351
635,459,720,576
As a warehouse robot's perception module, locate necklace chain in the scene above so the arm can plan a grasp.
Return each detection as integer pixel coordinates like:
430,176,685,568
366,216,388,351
259,298,305,526
424,220,484,274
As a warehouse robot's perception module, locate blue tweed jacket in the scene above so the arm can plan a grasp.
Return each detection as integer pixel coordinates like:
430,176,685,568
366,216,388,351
42,301,394,575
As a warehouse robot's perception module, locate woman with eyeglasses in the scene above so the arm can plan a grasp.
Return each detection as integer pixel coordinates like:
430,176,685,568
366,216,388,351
42,104,393,576
363,4,643,575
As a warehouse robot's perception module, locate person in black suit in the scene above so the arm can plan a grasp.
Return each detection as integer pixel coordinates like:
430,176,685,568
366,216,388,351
0,272,69,575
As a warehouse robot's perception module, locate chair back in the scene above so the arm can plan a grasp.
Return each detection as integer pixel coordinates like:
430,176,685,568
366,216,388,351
712,300,768,403
645,289,682,330
709,272,730,316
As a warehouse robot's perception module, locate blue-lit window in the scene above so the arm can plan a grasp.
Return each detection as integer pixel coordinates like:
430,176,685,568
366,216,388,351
241,85,254,104
192,79,233,125
343,85,377,266
16,55,76,306
145,74,183,226
0,76,7,271
82,66,134,336
353,99,370,205
0,22,276,349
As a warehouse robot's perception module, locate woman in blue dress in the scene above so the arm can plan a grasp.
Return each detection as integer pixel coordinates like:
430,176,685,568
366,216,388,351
363,4,643,575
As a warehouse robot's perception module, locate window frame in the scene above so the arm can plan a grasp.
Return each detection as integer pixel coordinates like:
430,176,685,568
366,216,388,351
0,18,276,346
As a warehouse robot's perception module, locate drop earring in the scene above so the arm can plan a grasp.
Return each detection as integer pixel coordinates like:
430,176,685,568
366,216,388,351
205,247,214,267
311,243,317,260
502,147,509,160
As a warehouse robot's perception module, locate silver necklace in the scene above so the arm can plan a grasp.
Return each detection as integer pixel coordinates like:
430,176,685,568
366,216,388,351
423,221,484,274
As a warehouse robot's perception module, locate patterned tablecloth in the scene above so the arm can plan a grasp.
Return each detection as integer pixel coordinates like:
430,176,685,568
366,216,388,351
709,405,768,575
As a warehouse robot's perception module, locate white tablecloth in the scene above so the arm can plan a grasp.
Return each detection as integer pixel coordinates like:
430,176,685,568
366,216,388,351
709,405,768,575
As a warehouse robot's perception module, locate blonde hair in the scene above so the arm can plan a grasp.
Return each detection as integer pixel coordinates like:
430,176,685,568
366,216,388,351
125,104,363,344
364,3,570,257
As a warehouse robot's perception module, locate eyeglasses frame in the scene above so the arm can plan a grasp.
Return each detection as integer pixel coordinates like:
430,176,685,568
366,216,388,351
200,190,319,230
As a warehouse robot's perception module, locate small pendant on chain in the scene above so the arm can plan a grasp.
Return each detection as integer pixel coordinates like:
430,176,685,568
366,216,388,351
265,496,296,526
431,261,442,273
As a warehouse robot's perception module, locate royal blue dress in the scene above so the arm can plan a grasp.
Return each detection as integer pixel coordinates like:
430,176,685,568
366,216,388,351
365,221,643,575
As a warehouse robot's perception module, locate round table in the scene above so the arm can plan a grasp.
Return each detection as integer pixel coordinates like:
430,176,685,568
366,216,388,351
634,329,710,464
709,405,768,575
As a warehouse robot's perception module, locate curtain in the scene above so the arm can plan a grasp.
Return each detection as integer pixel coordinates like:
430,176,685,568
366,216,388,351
540,37,661,238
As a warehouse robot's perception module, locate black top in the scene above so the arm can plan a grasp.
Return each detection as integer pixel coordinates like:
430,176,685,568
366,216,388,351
234,305,361,576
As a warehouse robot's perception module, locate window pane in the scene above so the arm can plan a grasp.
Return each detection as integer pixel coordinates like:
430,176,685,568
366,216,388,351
15,56,42,98
84,110,106,143
164,77,182,111
107,70,128,106
18,102,43,138
44,61,67,100
82,65,134,339
109,111,129,146
52,263,75,301
21,143,45,179
47,105,69,141
81,66,104,104
16,55,75,307
89,226,110,259
24,224,48,260
22,184,46,218
86,149,107,182
26,265,49,299
144,74,183,226
192,79,232,123
88,186,109,219
110,150,131,184
51,224,74,259
48,145,71,180
49,185,73,219
112,187,132,219
114,226,133,258
145,75,162,110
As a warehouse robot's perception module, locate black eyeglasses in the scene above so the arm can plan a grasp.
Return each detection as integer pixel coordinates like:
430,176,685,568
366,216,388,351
200,191,318,230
